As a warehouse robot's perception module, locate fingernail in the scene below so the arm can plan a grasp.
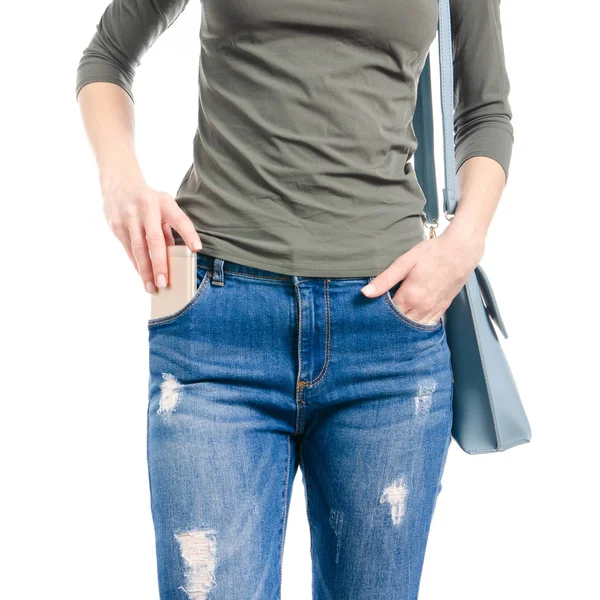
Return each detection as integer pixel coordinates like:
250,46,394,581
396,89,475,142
193,240,202,251
145,281,156,294
157,274,167,288
361,284,376,297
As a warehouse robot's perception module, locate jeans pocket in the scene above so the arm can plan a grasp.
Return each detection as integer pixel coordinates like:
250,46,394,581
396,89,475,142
369,276,443,332
147,266,212,328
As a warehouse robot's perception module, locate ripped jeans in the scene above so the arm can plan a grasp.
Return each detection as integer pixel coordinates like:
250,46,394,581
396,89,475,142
147,252,453,600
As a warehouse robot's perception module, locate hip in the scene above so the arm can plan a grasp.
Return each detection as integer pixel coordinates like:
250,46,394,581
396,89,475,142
147,252,453,423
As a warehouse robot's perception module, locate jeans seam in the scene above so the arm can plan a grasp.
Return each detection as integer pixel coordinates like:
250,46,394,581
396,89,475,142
294,282,306,434
303,279,332,387
219,269,292,282
299,439,316,593
278,434,292,600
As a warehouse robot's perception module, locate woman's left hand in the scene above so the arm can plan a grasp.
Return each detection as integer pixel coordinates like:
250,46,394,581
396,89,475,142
360,224,485,325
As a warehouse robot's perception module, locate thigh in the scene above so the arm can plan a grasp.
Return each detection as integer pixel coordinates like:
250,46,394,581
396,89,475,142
300,279,454,600
146,260,299,599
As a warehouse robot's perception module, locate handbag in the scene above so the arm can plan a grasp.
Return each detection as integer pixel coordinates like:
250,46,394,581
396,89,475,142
412,0,532,454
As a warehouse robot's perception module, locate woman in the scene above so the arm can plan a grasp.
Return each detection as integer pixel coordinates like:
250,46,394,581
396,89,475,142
75,0,513,597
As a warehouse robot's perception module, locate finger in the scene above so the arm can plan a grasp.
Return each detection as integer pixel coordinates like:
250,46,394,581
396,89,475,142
118,229,141,276
361,248,419,297
162,221,176,247
129,222,156,293
143,203,169,289
164,198,203,252
392,283,440,325
109,218,140,276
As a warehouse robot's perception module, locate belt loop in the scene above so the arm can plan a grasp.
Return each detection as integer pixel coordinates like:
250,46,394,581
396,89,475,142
211,257,225,286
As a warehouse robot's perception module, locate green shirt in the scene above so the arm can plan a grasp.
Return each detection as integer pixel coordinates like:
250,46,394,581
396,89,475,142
76,0,513,277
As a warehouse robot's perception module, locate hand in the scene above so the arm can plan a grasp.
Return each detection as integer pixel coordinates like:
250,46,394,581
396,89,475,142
100,168,203,293
360,224,485,324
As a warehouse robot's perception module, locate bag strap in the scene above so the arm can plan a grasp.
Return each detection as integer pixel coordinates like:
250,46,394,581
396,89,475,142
413,1,510,338
414,0,458,231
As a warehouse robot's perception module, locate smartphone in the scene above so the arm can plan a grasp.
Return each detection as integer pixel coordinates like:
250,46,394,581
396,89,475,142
150,245,197,319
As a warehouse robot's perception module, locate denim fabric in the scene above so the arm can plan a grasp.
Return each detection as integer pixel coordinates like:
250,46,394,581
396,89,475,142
147,252,453,599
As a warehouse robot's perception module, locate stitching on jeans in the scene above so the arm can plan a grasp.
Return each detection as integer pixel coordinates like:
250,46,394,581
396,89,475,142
278,435,292,599
195,266,291,282
299,440,316,581
222,269,289,281
296,384,305,433
294,283,306,433
211,258,225,286
382,288,443,331
302,279,332,387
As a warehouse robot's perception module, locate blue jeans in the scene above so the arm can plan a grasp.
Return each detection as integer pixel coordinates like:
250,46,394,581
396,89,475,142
147,252,453,599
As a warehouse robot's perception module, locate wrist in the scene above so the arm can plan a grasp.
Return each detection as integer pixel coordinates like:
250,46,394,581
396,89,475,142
98,161,146,192
445,216,486,247
439,219,486,272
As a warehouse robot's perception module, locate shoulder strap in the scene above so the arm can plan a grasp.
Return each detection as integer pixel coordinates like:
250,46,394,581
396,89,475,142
414,0,458,227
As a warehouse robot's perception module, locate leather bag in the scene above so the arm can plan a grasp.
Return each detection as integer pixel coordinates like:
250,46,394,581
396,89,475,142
412,0,532,454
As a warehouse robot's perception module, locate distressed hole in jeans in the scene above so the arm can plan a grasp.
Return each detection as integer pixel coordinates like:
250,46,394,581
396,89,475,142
380,478,409,526
415,378,436,417
329,508,344,564
175,529,217,599
157,372,181,415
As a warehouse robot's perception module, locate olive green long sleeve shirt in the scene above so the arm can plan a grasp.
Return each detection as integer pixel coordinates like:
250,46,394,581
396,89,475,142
76,0,513,277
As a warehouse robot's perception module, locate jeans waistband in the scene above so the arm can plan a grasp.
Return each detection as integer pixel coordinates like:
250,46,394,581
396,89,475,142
195,251,372,285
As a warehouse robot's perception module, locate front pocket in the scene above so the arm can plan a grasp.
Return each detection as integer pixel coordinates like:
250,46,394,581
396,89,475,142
147,267,211,328
368,276,443,332
384,289,442,330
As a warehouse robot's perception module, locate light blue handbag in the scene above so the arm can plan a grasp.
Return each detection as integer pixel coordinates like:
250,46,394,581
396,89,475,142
412,0,531,454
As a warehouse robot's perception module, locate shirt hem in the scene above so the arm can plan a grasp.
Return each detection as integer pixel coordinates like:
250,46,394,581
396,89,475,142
194,239,425,278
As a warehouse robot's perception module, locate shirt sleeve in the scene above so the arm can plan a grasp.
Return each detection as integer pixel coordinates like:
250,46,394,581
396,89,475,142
450,0,514,182
75,0,190,104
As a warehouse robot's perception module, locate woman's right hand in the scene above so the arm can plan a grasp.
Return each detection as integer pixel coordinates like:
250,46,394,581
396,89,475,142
100,168,203,294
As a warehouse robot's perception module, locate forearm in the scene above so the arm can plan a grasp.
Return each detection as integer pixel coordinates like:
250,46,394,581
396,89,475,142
436,154,507,277
77,82,145,189
445,0,513,258
445,154,506,244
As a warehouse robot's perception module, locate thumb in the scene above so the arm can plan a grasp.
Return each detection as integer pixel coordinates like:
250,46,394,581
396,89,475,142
360,251,417,297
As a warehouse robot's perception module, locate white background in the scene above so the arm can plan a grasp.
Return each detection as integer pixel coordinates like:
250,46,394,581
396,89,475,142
2,1,599,597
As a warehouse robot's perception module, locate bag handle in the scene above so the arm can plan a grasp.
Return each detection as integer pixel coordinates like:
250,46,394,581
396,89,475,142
414,0,458,233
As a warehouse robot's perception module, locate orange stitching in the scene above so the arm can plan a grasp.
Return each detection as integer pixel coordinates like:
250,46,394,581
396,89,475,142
278,435,292,598
382,289,443,332
194,264,292,282
294,282,306,432
302,279,331,387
